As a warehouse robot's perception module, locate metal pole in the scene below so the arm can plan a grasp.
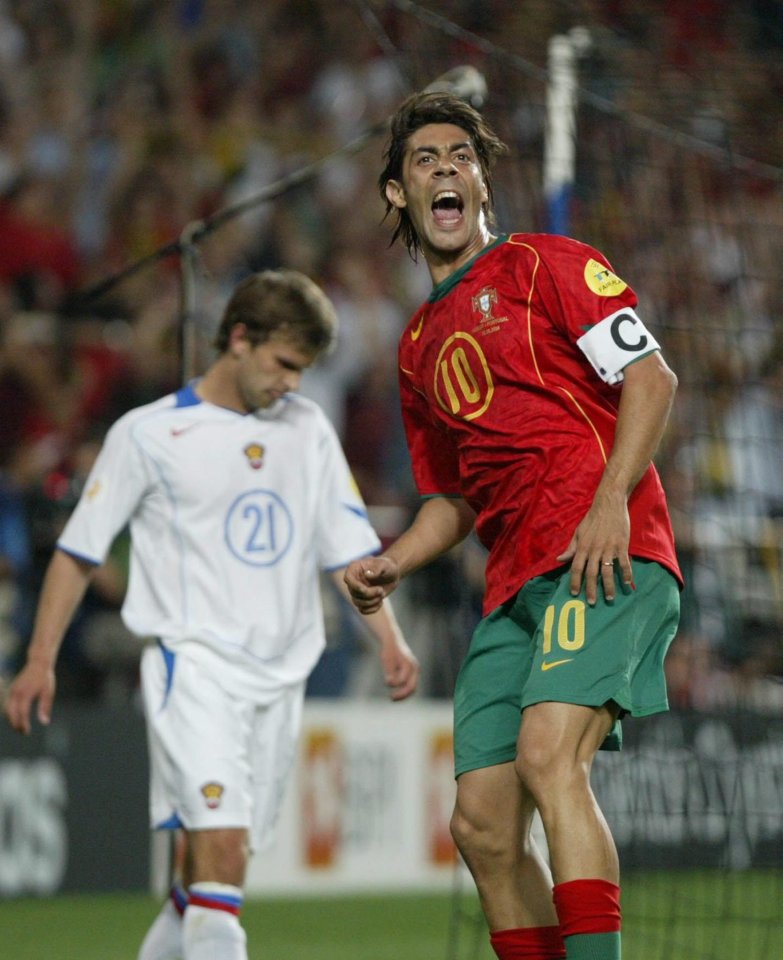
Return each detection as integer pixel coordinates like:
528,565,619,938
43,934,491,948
543,28,590,235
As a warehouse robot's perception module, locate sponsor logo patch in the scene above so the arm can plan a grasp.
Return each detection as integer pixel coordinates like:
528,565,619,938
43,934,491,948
170,424,197,437
541,658,574,672
584,258,628,297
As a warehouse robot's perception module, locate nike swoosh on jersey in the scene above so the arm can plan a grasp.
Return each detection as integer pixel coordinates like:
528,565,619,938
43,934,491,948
410,316,424,341
170,424,197,437
541,658,574,671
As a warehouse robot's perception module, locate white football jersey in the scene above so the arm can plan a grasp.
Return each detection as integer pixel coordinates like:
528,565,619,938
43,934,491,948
58,383,381,693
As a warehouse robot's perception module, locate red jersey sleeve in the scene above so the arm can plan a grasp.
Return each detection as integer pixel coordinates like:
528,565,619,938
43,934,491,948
523,235,639,342
399,364,461,497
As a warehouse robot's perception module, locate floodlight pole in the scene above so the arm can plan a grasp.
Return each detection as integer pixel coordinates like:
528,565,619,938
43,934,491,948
178,221,205,385
544,27,590,235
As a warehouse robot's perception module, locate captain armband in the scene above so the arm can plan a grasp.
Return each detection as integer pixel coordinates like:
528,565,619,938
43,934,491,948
576,307,660,385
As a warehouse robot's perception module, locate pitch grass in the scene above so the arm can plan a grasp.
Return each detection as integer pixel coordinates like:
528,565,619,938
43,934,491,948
3,872,783,960
2,892,463,960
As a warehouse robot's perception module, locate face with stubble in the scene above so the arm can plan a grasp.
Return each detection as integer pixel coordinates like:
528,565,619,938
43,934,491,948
384,122,492,282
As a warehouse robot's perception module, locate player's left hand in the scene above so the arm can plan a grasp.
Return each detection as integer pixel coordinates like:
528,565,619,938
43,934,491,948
556,492,634,605
381,636,420,701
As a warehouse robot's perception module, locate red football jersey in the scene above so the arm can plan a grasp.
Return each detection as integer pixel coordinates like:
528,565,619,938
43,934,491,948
398,233,682,615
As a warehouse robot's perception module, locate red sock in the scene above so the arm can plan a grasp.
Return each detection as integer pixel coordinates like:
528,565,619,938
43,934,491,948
551,878,621,937
490,925,566,959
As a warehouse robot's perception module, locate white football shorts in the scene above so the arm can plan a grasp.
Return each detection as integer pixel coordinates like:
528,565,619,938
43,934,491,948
141,641,304,850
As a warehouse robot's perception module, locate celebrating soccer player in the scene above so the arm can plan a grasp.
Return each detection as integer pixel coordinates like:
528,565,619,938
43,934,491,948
345,91,681,960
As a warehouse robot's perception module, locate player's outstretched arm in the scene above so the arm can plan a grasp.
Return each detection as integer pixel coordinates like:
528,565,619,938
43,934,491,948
344,496,476,615
4,549,95,734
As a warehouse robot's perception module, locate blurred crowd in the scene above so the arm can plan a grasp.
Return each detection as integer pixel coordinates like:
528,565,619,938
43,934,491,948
0,0,782,709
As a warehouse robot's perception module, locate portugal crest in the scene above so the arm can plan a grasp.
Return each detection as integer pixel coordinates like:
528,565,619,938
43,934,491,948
472,286,499,321
470,286,507,335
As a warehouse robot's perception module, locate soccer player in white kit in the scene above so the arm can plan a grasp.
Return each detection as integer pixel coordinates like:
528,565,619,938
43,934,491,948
4,269,420,960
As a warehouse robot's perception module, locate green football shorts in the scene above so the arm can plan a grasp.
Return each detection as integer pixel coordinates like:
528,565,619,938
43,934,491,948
453,559,680,777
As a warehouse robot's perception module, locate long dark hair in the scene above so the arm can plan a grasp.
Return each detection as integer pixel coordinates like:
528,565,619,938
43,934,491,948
378,92,508,258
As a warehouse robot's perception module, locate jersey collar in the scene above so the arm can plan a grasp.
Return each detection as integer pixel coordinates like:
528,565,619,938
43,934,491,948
175,381,202,407
428,234,507,303
175,379,290,418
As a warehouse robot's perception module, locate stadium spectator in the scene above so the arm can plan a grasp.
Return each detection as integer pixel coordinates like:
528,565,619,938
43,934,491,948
0,174,82,310
722,341,783,521
0,0,780,700
0,443,33,680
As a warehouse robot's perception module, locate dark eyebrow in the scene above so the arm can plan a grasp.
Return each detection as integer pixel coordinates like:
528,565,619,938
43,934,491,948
278,356,306,371
411,141,474,157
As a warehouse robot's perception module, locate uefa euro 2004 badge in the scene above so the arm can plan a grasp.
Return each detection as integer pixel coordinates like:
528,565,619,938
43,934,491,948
584,258,628,297
85,479,103,501
201,782,225,809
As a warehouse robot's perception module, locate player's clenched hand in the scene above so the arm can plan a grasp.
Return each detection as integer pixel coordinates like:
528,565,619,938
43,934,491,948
344,556,401,614
4,660,56,735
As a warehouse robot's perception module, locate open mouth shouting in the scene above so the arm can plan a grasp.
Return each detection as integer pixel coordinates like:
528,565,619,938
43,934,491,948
432,190,464,227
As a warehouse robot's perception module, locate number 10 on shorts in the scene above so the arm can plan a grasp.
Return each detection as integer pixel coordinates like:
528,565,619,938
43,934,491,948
542,600,586,654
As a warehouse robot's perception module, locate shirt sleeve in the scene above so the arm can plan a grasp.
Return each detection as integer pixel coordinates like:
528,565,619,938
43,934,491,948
314,415,381,570
533,237,659,383
399,365,461,497
57,415,152,564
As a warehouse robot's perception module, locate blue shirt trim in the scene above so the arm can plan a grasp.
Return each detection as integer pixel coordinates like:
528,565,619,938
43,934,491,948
157,640,177,709
55,544,100,566
155,813,184,830
175,382,202,407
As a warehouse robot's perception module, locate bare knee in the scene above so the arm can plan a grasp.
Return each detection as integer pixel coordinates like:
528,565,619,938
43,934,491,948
188,828,249,886
515,702,614,800
452,807,516,880
451,800,494,855
450,766,535,874
515,738,581,800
